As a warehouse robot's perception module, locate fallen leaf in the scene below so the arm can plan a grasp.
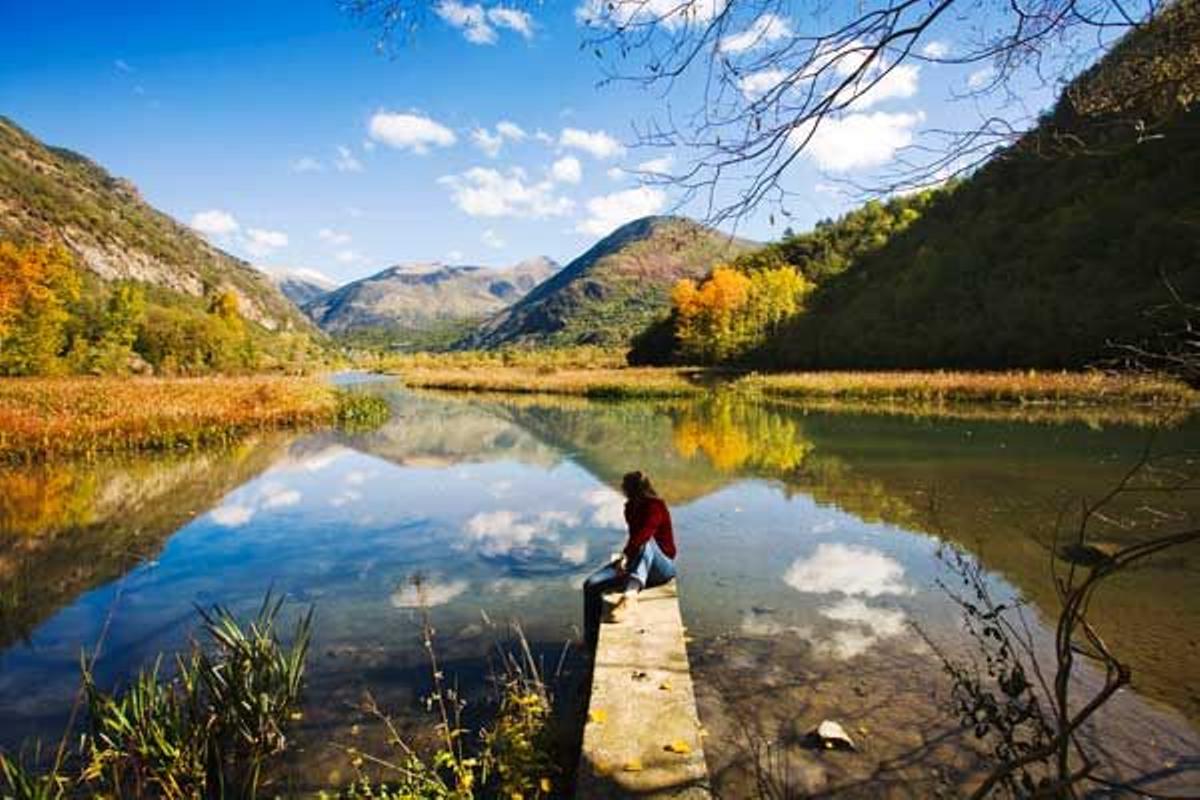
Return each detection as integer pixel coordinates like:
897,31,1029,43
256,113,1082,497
588,709,608,724
659,680,673,691
623,758,643,772
666,740,692,755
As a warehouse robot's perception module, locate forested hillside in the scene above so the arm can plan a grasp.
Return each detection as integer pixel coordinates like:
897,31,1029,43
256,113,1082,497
633,0,1200,372
0,119,324,375
462,216,753,349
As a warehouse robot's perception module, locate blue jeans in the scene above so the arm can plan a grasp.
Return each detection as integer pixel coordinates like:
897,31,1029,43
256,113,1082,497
583,539,676,649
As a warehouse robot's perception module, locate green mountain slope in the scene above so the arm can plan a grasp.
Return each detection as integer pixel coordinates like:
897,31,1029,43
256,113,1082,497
759,0,1200,370
460,216,754,349
0,116,310,332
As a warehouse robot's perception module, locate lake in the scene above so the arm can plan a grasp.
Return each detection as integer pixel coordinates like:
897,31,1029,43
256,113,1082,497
2,382,1198,795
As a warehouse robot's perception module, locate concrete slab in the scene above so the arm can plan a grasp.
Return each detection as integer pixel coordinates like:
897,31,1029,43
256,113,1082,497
576,581,712,799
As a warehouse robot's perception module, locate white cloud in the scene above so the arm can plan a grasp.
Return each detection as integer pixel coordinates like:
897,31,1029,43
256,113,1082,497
606,167,625,181
190,209,240,237
559,127,625,159
551,155,582,184
439,166,574,218
244,227,289,257
329,489,363,507
318,228,351,246
719,13,792,54
472,127,504,157
291,156,323,173
335,145,363,173
582,487,625,529
447,249,465,262
260,483,301,509
368,110,457,154
482,228,506,248
851,64,919,109
210,503,253,527
577,0,727,30
793,110,924,172
967,65,997,89
576,186,666,236
488,7,534,38
437,0,496,43
335,249,361,264
391,577,469,608
636,154,674,175
817,598,908,659
783,543,911,597
534,129,555,144
921,40,949,59
738,68,789,98
115,59,133,73
496,120,527,141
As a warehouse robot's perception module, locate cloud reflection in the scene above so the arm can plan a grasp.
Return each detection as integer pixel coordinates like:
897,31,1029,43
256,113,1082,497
390,577,470,608
783,543,910,597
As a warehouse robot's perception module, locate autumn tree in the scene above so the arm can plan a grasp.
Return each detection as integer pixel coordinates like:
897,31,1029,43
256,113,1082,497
672,264,810,363
90,283,147,374
0,241,81,376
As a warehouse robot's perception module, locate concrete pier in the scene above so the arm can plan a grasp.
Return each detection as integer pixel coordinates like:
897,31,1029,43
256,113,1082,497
576,581,711,798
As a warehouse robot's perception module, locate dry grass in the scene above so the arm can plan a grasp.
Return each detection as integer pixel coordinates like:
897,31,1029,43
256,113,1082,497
738,370,1197,406
396,366,706,398
393,363,1198,407
0,376,339,462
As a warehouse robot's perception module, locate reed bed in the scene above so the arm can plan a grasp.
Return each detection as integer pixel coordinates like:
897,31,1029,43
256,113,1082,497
393,364,1197,407
0,376,385,462
396,366,705,399
739,370,1197,406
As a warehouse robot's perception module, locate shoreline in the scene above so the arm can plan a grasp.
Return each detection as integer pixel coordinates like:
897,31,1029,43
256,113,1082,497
0,375,385,462
386,365,1198,407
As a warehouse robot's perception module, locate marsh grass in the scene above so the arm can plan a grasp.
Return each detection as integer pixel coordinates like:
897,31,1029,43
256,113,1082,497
390,361,1197,408
0,377,388,462
0,592,313,799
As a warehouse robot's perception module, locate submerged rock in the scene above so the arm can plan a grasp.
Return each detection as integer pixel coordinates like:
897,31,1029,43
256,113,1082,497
809,719,856,751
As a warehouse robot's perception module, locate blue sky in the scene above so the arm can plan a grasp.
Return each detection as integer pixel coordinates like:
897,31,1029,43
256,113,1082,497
1,1,1061,284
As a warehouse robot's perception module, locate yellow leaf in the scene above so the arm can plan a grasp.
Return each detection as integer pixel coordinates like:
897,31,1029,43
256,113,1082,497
658,680,673,691
666,740,692,755
539,777,553,792
588,709,607,724
624,758,644,772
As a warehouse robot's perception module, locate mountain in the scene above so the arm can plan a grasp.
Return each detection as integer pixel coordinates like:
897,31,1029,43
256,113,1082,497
757,1,1200,371
0,116,310,331
633,0,1200,371
266,267,339,307
460,216,754,349
304,257,558,345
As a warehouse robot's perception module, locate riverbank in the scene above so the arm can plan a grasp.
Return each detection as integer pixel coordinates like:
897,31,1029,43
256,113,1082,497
389,364,1198,406
0,376,386,462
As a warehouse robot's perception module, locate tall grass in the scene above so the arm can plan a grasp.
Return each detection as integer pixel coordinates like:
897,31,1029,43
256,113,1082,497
388,360,1198,407
0,377,389,462
0,593,313,800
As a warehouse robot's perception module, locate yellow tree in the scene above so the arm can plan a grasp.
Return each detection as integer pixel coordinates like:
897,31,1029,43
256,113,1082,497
0,241,81,375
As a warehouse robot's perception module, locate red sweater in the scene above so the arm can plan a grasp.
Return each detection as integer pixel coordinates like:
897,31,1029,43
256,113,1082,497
623,497,676,562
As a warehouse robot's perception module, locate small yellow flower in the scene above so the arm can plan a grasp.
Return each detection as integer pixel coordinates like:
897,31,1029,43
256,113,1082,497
540,777,553,792
588,708,608,724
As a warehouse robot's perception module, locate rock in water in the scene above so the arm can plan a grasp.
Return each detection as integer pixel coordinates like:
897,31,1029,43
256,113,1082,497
811,720,856,751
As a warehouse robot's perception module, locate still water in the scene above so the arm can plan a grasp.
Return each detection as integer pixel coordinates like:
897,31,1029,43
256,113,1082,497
1,384,1198,795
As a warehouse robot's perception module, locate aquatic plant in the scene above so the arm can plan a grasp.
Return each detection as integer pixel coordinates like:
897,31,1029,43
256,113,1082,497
0,592,313,800
334,579,564,799
335,389,391,432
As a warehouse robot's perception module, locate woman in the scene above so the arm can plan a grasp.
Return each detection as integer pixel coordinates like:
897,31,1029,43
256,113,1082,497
583,470,677,649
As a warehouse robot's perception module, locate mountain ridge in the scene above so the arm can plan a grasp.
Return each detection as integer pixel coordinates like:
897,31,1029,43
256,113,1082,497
460,215,755,349
0,116,311,332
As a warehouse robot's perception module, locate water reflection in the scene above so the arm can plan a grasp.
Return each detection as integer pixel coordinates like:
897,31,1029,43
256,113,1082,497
0,386,1197,795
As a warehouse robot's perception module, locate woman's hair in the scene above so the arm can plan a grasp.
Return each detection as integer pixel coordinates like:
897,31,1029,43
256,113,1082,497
621,470,657,500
